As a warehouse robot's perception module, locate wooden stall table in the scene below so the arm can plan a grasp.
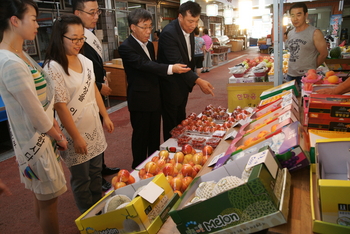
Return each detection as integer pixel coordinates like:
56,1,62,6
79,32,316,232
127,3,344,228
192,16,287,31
158,126,314,234
212,52,228,65
103,62,127,97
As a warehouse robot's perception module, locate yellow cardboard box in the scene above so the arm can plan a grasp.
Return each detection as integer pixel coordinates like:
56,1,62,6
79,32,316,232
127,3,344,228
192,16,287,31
310,164,350,233
315,139,350,228
308,130,350,163
227,82,274,112
75,173,177,234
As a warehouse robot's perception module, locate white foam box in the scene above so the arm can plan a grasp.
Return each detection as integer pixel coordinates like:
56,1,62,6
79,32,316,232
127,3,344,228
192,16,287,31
169,150,291,234
229,76,255,83
75,173,178,234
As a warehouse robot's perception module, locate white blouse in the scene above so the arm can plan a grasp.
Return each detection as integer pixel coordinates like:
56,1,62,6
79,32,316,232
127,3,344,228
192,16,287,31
44,54,107,167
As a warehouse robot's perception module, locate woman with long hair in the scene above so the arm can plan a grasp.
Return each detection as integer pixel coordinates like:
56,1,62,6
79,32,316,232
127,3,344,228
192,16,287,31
43,14,114,214
0,0,68,233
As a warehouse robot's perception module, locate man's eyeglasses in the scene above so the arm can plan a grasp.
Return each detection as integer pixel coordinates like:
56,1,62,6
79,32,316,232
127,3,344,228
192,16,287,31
135,25,154,31
63,35,87,44
78,9,102,16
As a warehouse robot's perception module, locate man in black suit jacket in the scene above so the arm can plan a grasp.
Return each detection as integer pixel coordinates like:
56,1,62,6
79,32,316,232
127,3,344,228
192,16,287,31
73,0,119,191
158,1,215,141
119,9,190,169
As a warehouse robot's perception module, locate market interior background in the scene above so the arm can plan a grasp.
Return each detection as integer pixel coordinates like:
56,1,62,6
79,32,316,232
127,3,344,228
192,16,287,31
0,0,350,233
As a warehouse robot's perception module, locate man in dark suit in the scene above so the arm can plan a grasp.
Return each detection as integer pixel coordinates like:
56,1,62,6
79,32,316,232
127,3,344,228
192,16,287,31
158,1,215,141
73,0,119,191
119,9,190,169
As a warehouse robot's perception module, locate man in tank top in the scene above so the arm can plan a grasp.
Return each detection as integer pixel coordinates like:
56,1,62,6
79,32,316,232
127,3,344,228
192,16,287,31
285,2,328,87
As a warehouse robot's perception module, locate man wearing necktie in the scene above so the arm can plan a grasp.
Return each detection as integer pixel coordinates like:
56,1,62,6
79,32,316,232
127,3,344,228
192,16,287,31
118,9,190,169
158,1,215,141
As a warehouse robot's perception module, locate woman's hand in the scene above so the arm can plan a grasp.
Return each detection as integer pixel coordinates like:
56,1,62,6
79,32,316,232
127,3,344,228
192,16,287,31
103,117,114,133
56,135,68,151
73,135,88,154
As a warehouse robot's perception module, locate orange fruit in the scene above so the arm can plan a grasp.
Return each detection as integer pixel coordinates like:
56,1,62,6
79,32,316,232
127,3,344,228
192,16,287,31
327,75,339,84
325,71,335,77
306,73,317,80
307,69,316,74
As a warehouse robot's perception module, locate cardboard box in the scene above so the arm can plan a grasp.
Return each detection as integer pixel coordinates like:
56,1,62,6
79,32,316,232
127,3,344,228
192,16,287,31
259,80,300,100
307,118,350,132
227,82,274,112
252,92,299,121
308,129,350,163
169,151,291,234
75,173,178,234
310,165,350,233
258,89,298,107
315,139,350,227
240,102,299,136
309,94,350,116
216,121,310,172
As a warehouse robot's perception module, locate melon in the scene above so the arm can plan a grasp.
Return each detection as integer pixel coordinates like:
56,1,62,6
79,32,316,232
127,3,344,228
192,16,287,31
330,47,341,59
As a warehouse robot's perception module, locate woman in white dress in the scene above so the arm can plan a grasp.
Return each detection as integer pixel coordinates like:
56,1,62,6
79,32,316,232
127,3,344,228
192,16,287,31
43,14,114,213
0,0,68,233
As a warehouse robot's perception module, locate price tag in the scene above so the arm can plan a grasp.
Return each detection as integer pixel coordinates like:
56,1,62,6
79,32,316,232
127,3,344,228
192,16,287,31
245,107,255,114
138,181,164,203
279,111,291,122
246,150,268,170
281,98,292,108
282,91,293,100
224,130,238,140
208,152,226,167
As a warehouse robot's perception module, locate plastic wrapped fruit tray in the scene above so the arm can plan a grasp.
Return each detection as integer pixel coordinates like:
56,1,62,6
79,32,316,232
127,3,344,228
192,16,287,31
254,72,266,77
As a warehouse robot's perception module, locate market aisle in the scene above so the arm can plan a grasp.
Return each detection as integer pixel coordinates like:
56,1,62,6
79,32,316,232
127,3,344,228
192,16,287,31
0,47,265,234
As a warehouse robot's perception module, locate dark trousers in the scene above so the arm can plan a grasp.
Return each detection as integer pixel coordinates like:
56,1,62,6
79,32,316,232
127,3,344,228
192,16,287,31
69,154,102,213
161,95,188,141
130,110,161,169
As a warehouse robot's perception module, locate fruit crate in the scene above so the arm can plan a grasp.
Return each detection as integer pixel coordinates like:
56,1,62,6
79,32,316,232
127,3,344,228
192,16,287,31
213,46,230,53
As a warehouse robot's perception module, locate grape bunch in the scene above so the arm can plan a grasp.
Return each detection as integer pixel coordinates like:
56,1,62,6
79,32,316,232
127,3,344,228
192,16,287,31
279,155,299,168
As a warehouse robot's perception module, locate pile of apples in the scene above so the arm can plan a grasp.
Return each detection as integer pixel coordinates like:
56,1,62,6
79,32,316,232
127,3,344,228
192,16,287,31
138,144,214,196
231,106,252,122
242,56,273,70
111,169,136,190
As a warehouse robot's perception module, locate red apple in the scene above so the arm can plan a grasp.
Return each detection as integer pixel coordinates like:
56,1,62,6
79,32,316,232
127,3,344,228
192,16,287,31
156,158,167,171
173,152,184,163
111,175,121,185
163,163,175,176
182,144,193,155
158,150,169,160
138,168,146,179
113,181,126,190
151,156,160,163
193,164,202,173
181,119,189,126
181,176,193,192
192,152,203,165
202,155,209,165
165,175,173,184
202,145,214,156
181,164,194,177
170,177,183,191
142,172,154,179
174,163,183,172
117,169,130,183
127,175,135,184
183,154,193,164
144,161,157,174
174,190,183,196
